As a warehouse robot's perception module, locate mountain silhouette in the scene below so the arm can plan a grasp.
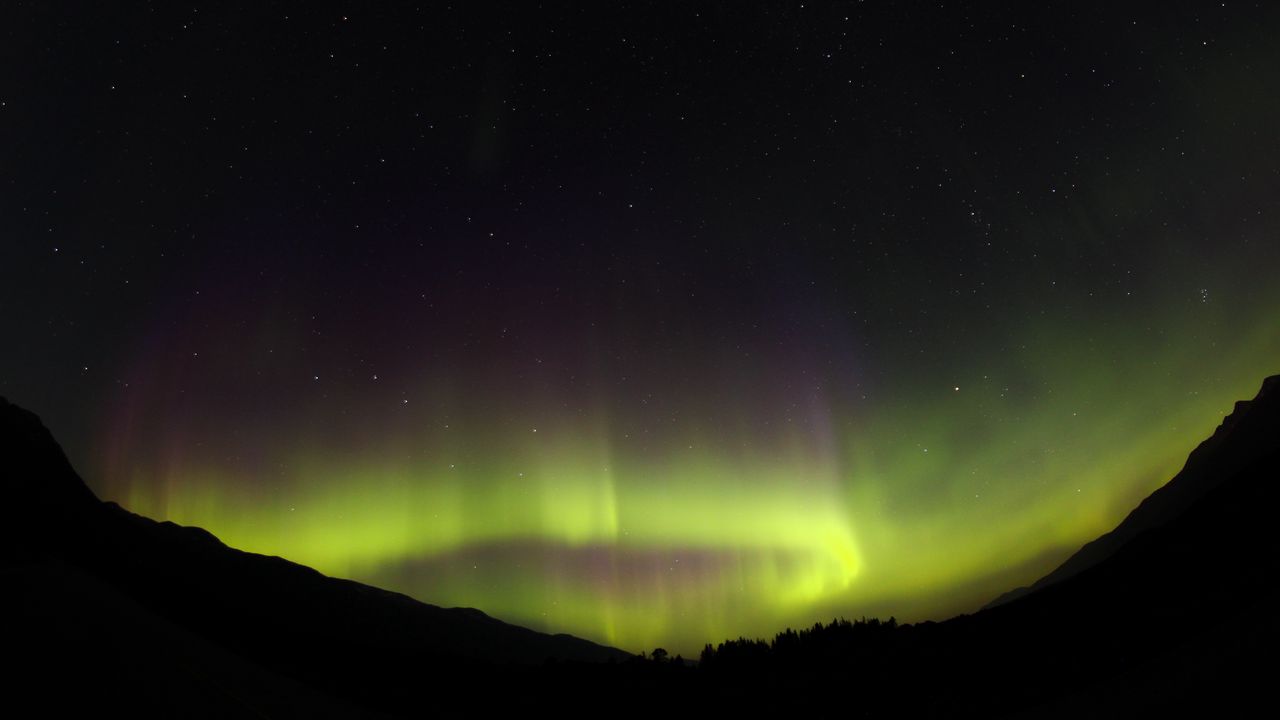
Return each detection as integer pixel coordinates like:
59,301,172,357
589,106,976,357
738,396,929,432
944,374,1280,714
0,396,630,717
985,374,1280,610
3,374,1277,717
693,374,1280,715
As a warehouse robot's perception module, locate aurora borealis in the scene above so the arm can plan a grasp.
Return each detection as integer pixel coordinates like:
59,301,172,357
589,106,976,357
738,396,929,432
4,4,1280,657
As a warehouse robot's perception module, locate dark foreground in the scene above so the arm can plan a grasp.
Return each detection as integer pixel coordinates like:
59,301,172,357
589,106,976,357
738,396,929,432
3,376,1278,717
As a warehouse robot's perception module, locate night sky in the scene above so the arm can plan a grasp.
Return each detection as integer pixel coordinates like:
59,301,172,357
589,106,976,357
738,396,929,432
4,3,1279,656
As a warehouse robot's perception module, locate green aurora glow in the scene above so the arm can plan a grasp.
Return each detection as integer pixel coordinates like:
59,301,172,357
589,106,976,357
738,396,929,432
30,3,1276,658
94,282,1280,656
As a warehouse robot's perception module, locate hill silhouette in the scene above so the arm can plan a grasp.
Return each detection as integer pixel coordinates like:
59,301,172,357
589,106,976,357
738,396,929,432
1,396,631,717
986,374,1280,609
3,375,1278,717
696,374,1280,715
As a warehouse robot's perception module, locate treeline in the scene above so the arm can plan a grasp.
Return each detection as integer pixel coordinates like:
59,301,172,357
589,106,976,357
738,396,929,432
695,616,903,672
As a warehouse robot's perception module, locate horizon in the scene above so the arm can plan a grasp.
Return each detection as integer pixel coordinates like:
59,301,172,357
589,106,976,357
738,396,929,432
72,370,1280,656
4,3,1280,658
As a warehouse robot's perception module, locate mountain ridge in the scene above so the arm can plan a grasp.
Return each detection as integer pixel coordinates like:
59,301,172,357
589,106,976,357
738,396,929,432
0,393,631,663
4,374,1278,716
985,374,1280,609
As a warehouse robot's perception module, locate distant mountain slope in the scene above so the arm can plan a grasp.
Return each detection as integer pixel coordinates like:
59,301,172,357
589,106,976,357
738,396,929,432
0,396,630,716
952,374,1280,714
693,374,1280,716
4,374,1277,717
986,375,1280,609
